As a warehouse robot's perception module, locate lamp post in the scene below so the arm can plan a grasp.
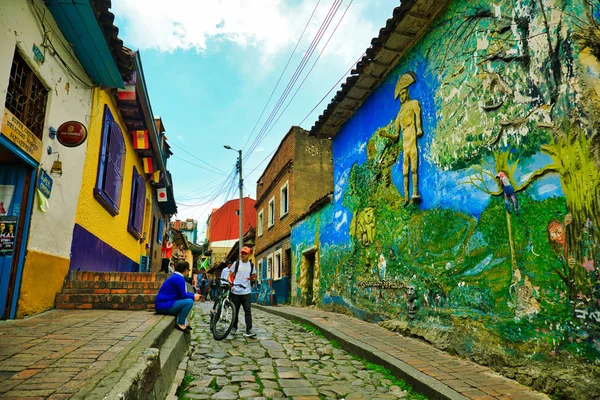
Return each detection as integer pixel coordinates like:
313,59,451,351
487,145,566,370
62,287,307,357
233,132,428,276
224,145,243,259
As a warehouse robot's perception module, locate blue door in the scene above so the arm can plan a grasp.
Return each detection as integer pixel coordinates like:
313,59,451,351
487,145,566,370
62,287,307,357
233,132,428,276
0,165,28,319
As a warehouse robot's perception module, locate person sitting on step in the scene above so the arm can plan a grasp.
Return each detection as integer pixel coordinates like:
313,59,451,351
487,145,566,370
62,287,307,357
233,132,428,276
155,261,201,332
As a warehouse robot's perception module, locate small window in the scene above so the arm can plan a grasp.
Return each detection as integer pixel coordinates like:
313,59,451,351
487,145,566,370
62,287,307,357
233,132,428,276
267,255,273,279
268,197,275,228
280,181,289,217
5,50,48,139
157,219,163,243
127,167,146,239
274,250,282,280
94,105,125,215
257,210,264,236
257,258,263,280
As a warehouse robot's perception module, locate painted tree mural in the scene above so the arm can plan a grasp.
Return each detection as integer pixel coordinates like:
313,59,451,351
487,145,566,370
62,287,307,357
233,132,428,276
426,0,599,302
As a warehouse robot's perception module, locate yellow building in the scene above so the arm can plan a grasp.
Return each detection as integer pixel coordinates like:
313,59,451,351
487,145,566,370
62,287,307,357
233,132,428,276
71,52,176,273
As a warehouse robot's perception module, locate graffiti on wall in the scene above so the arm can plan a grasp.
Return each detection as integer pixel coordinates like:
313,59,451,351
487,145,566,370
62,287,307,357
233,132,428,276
291,0,600,385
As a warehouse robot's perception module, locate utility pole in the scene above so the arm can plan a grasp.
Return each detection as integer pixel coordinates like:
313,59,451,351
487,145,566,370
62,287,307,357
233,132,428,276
224,145,243,259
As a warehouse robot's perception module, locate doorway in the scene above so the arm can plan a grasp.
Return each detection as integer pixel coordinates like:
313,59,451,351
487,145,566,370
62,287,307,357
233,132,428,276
0,160,33,319
302,250,316,306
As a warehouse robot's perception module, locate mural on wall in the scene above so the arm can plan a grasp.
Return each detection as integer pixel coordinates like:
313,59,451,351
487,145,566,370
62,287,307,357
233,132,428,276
292,0,600,393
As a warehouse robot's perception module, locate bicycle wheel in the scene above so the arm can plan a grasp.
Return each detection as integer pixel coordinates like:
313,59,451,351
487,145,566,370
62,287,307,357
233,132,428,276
212,298,236,340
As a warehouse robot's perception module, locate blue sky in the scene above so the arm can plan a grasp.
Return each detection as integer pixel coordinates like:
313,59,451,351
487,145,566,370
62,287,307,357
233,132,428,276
112,0,401,242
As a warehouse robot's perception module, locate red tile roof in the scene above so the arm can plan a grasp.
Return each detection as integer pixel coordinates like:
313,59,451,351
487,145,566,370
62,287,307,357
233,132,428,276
208,197,257,242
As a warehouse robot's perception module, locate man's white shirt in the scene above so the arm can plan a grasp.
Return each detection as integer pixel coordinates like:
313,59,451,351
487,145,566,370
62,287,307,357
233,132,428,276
231,261,252,295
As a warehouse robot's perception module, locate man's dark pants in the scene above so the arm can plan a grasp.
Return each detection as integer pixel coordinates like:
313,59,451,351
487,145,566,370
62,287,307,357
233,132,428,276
230,293,252,333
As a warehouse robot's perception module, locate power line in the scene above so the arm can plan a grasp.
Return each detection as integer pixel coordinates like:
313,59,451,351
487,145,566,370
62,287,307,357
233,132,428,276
170,142,227,175
171,155,228,175
245,0,345,160
241,0,323,154
298,51,365,127
261,0,354,141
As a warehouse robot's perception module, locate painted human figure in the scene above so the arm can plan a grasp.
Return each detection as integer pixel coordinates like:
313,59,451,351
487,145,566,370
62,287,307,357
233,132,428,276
377,254,386,280
496,171,518,214
406,285,418,319
379,72,423,203
0,202,6,215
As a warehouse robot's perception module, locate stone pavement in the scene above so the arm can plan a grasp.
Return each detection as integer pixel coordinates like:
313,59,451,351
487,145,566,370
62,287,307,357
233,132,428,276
257,305,550,400
182,302,424,400
0,309,171,399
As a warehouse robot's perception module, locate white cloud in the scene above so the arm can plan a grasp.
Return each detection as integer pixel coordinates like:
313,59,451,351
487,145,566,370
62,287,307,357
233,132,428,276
112,0,390,63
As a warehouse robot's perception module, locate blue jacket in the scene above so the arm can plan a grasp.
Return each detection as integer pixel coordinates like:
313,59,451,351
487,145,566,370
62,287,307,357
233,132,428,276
155,273,195,311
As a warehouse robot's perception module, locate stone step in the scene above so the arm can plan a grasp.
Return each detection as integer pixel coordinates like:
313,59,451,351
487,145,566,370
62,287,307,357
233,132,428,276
55,293,156,310
63,280,163,292
67,271,167,283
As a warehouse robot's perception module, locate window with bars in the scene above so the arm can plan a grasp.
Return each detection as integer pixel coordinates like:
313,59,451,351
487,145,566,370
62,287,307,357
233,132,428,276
94,105,125,215
4,50,48,139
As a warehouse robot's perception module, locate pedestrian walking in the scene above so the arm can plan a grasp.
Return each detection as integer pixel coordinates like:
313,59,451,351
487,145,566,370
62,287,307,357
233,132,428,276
155,261,202,332
230,247,257,338
210,272,218,301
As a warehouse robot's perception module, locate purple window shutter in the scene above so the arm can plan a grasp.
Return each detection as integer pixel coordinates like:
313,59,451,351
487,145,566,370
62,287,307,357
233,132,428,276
134,173,146,234
111,121,125,206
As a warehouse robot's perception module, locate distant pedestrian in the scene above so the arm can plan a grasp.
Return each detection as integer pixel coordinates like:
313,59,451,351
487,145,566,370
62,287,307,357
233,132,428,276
230,247,257,338
210,273,218,301
155,261,201,332
197,268,209,300
160,238,173,273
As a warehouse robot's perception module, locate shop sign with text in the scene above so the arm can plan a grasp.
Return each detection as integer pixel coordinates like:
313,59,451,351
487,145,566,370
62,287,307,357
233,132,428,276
1,109,42,162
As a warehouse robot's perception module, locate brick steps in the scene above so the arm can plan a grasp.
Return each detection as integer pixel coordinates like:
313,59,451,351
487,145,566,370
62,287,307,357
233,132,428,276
56,271,168,311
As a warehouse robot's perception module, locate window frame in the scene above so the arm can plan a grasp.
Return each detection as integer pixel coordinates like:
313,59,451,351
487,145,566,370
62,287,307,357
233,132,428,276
257,258,263,280
267,254,273,279
279,180,289,218
257,209,264,237
94,105,126,216
267,196,275,228
273,249,282,280
127,167,146,239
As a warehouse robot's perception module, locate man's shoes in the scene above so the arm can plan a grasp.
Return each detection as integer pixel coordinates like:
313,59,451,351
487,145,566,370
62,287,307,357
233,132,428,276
243,330,257,338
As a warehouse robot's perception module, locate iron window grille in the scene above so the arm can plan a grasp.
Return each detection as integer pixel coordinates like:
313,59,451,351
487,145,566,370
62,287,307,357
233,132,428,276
5,50,48,139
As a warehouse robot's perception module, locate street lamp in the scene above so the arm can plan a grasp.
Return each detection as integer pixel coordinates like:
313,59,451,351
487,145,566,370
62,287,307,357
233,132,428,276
224,145,243,259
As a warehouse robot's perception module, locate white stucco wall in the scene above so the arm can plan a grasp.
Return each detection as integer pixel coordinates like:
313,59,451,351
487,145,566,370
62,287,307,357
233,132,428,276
0,0,93,259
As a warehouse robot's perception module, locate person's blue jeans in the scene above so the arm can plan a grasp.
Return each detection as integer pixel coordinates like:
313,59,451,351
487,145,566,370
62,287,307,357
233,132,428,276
160,298,193,325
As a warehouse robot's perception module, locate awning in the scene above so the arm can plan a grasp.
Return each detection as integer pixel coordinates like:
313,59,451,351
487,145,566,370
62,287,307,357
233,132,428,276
46,0,125,88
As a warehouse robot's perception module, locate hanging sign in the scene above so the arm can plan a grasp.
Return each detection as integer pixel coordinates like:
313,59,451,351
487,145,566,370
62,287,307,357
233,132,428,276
0,216,17,255
37,169,53,199
133,130,149,150
56,121,87,148
1,109,42,162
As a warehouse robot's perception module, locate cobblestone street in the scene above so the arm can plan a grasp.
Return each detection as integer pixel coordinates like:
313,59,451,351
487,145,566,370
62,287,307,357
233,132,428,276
182,302,416,400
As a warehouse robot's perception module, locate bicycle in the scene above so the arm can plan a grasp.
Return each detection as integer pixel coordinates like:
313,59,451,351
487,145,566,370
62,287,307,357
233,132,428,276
210,278,243,340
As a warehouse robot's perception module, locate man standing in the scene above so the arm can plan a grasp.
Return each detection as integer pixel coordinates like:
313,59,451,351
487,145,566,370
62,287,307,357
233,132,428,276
230,247,256,338
379,71,423,204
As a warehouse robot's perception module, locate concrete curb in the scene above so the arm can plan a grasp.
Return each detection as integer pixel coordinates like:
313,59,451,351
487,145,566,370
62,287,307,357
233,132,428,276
255,305,467,400
73,312,191,400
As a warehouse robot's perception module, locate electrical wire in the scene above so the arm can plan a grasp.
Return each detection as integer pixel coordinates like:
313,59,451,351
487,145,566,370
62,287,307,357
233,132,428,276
241,0,323,154
260,0,354,141
244,0,345,160
170,142,227,175
298,51,365,127
171,155,227,176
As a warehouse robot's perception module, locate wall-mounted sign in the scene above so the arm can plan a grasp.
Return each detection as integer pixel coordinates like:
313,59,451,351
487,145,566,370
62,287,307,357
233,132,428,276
1,109,42,162
37,169,53,199
56,121,87,148
133,130,149,150
32,44,45,64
